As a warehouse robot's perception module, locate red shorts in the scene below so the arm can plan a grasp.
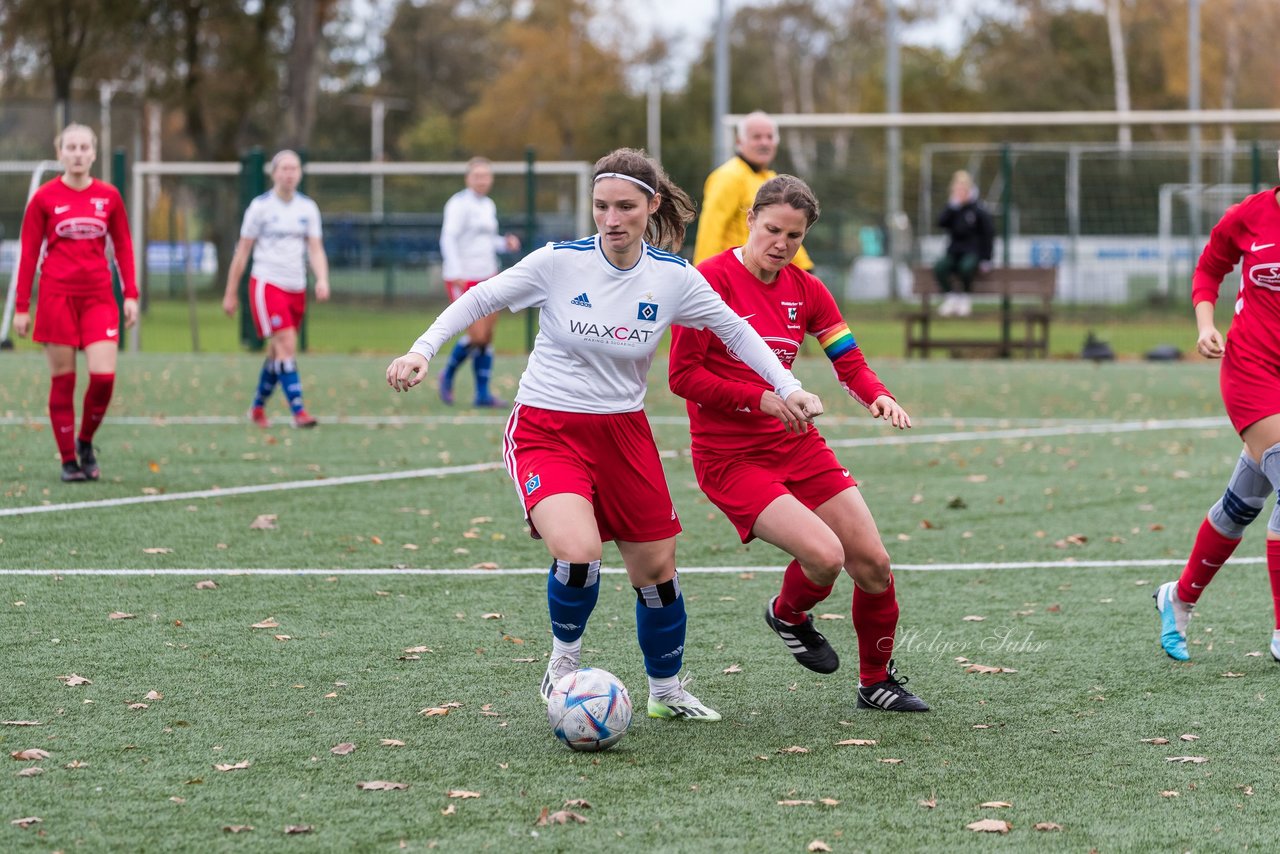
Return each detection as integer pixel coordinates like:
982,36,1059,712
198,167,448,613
249,278,306,338
1220,347,1280,434
693,429,857,543
445,279,485,302
32,292,120,348
502,404,681,543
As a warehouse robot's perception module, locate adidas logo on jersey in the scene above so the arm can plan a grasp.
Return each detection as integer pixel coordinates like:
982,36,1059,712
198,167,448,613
571,293,592,308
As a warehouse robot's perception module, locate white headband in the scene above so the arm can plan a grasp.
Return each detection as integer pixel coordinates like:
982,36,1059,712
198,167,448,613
594,172,656,196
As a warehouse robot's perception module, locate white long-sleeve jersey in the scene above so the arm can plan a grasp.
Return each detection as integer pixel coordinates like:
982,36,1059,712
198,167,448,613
410,235,804,414
439,188,507,281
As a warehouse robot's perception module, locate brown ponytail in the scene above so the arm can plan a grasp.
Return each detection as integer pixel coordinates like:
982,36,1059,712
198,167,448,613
592,148,696,252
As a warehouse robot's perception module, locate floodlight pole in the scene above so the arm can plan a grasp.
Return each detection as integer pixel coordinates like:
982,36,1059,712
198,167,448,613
1188,0,1202,248
885,0,903,298
712,0,730,165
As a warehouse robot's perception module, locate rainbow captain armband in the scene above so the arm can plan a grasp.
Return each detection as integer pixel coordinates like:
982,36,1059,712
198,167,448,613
818,323,857,360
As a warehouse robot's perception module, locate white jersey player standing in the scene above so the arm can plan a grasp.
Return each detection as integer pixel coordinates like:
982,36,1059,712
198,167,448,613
436,157,521,407
388,148,824,724
222,149,331,428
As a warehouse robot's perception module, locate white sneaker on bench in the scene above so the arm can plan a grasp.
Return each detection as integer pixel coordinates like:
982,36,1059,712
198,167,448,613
955,294,973,317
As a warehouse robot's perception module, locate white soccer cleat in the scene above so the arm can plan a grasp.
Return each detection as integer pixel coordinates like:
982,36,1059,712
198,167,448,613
540,653,579,705
646,674,721,721
1270,630,1280,663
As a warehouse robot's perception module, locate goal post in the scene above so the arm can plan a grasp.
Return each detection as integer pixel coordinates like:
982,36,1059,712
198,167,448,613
0,160,61,349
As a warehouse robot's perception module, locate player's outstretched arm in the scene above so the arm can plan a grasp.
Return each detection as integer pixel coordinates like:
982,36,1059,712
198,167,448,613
387,352,429,392
867,394,911,429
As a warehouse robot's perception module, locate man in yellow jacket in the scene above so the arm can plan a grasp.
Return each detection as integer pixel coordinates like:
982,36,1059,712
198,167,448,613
693,110,814,270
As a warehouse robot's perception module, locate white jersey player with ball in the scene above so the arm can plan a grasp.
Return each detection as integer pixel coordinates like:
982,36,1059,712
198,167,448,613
388,148,823,726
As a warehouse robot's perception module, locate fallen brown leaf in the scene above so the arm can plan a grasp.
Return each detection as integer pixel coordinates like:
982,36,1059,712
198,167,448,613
284,825,313,834
1140,737,1170,745
214,761,251,772
108,611,136,620
815,613,845,620
1180,734,1200,742
723,664,743,674
2,721,41,727
563,799,591,809
420,707,451,717
545,810,587,825
979,801,1013,808
1221,672,1245,678
962,615,985,622
807,842,832,853
919,795,938,809
58,674,91,686
440,803,456,816
64,760,87,769
818,798,839,806
1034,822,1064,831
1166,756,1209,764
10,749,50,761
250,618,280,629
195,580,218,590
330,743,356,756
142,547,173,555
447,789,481,799
222,825,253,833
1160,790,1179,797
777,799,814,806
356,781,408,791
249,514,278,530
967,819,1012,834
878,758,904,764
481,613,502,620
145,691,163,701
380,739,405,747
16,767,43,777
965,664,1016,674
836,739,877,746
127,703,148,710
403,646,432,654
777,746,810,754
10,817,41,829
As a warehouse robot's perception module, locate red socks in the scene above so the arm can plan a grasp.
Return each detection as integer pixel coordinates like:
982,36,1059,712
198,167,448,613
79,372,115,444
853,574,899,686
1176,519,1240,604
48,372,77,463
1267,540,1280,631
774,560,834,624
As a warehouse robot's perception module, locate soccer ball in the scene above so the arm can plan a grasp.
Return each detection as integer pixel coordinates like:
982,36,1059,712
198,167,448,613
546,667,632,752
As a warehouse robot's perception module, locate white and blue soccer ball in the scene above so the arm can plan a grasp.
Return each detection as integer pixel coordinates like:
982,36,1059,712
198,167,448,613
546,667,632,752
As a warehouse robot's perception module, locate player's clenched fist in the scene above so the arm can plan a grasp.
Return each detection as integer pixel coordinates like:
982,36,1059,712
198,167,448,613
386,352,429,392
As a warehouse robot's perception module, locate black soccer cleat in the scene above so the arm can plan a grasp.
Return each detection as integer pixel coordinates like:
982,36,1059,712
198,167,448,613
857,660,930,712
76,439,100,481
764,596,840,674
61,460,88,482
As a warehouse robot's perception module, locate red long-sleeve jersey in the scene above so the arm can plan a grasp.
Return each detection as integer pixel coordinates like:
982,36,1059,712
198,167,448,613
669,248,890,454
1192,187,1280,367
15,178,137,313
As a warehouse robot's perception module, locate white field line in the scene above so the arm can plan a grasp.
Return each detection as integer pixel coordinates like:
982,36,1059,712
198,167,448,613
0,461,503,518
0,414,1118,428
0,557,1263,576
0,415,1229,519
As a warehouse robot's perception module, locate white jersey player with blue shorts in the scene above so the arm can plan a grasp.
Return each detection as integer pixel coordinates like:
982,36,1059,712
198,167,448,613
388,148,823,727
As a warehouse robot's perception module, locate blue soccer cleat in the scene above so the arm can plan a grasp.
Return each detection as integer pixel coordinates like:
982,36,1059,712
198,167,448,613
1154,581,1192,661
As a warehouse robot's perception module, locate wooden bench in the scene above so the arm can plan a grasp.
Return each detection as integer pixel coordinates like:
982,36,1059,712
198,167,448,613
904,265,1056,358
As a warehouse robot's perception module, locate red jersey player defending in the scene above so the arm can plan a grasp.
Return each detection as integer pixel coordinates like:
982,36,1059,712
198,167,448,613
670,175,928,712
13,123,138,482
1155,152,1280,662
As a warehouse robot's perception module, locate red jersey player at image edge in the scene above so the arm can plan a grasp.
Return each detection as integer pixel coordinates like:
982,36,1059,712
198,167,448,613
387,148,823,725
12,122,139,483
1154,150,1280,663
669,174,929,713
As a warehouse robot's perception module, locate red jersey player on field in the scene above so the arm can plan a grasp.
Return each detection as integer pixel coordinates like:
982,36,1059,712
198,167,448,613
1154,151,1280,662
670,175,928,712
13,123,138,482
